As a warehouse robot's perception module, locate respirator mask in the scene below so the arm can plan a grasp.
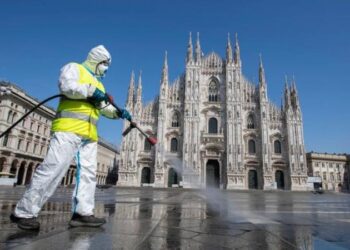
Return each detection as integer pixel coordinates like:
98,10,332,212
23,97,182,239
95,59,111,79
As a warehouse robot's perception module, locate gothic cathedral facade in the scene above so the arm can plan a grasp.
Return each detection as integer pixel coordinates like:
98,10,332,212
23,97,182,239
118,33,308,190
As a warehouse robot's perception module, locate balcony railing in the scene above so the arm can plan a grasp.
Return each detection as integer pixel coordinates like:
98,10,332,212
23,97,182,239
201,131,224,144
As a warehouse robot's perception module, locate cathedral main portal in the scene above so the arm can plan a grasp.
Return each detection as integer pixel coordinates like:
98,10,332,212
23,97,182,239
206,160,220,188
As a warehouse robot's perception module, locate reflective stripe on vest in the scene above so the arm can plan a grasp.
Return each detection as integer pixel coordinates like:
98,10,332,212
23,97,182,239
55,111,98,126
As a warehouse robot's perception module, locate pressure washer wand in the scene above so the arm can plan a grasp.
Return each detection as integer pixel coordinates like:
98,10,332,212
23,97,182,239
106,95,157,146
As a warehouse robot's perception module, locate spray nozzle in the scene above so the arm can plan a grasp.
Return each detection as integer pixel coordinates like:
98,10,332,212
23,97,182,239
147,137,157,145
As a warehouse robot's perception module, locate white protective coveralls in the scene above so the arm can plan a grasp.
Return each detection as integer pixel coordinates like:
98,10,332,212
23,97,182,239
14,45,118,218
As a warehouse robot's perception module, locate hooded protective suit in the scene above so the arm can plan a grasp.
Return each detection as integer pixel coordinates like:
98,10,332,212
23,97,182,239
14,45,118,218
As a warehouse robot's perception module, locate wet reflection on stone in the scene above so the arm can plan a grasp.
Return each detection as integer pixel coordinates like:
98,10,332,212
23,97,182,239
1,187,350,249
104,203,116,216
167,206,182,249
67,227,108,250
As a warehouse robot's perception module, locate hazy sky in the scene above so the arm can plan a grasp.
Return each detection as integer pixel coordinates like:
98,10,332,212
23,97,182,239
0,0,349,153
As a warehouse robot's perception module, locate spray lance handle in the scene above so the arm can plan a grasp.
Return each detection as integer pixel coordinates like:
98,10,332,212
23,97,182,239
122,121,136,136
105,94,157,146
106,93,135,134
105,94,130,123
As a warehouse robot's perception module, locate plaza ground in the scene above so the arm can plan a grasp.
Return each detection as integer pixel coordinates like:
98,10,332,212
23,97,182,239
0,186,350,249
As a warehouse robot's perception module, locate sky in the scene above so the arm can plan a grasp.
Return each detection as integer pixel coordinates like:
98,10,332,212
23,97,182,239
0,0,349,153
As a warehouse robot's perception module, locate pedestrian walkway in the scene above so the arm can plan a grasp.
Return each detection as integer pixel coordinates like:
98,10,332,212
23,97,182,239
1,186,350,249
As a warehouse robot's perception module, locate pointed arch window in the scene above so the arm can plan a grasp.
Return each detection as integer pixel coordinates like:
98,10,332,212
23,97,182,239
171,112,180,127
170,138,178,152
274,140,282,154
247,114,255,129
208,80,219,102
208,117,218,134
248,139,256,154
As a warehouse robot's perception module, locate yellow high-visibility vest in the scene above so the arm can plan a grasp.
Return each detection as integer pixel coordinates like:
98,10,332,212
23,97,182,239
51,63,105,141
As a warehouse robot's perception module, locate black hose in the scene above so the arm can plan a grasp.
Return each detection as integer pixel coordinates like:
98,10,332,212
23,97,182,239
0,94,63,139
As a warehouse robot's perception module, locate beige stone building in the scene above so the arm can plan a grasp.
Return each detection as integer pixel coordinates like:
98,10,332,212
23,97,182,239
306,152,350,191
97,137,119,185
0,82,119,186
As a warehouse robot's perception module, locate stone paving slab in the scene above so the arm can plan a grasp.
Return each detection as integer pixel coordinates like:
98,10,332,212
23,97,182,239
0,186,350,249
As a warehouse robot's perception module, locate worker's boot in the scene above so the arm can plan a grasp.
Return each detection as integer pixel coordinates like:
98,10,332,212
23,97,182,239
10,213,40,231
69,213,106,227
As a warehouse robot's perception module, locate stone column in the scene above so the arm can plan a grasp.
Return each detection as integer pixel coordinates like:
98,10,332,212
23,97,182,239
71,170,76,185
30,165,37,179
1,157,12,175
65,170,70,185
21,166,28,185
15,166,20,178
68,169,73,185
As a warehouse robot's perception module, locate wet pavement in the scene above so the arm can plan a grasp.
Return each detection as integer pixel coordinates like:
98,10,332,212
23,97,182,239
0,187,350,250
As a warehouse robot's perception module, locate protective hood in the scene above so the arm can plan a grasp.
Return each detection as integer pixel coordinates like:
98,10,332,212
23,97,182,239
82,45,111,78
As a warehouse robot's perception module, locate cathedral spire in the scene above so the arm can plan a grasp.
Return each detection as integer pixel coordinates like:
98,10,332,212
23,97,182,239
195,32,202,62
258,55,268,101
284,76,291,109
226,33,233,64
259,54,266,86
291,75,300,109
136,70,142,103
234,33,241,66
126,70,135,108
292,75,298,95
186,32,193,63
161,51,169,85
160,51,169,100
284,75,289,90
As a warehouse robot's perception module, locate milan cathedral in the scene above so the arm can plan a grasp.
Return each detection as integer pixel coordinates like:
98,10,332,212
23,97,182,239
117,33,308,190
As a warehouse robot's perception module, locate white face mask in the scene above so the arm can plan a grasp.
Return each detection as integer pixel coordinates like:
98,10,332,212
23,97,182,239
96,64,109,77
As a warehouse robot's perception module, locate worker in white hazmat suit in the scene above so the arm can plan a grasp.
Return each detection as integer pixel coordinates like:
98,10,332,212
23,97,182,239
10,45,132,230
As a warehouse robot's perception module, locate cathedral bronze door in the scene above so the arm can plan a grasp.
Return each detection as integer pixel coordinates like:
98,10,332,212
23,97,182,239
168,168,178,187
248,170,258,189
141,167,151,184
275,170,285,189
206,160,220,188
